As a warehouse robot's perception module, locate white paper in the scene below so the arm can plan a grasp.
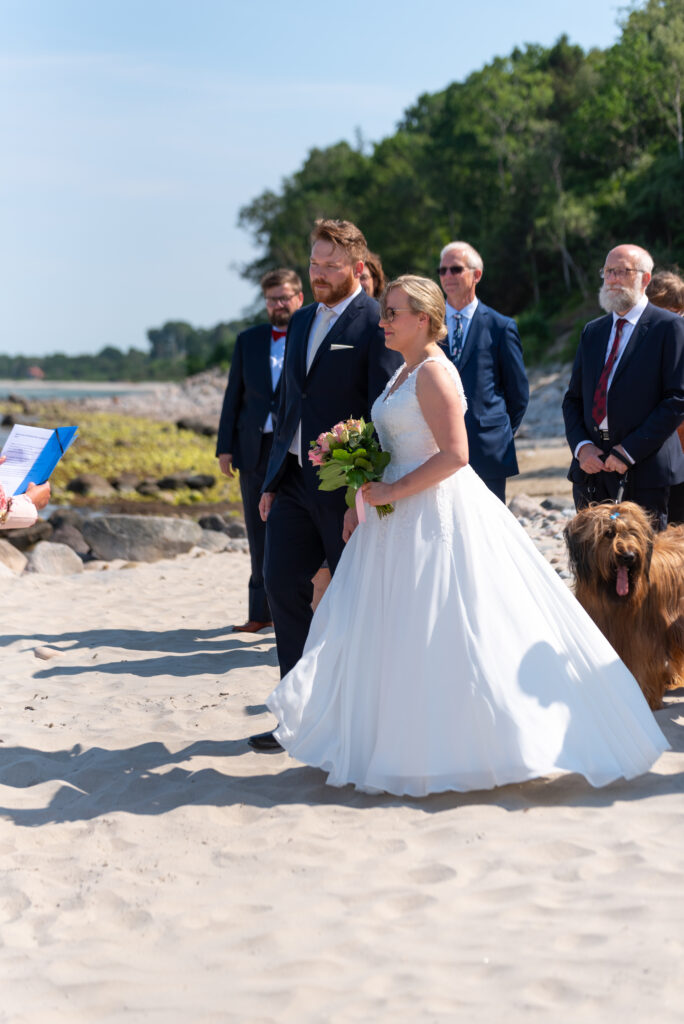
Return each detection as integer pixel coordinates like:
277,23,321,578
0,424,54,496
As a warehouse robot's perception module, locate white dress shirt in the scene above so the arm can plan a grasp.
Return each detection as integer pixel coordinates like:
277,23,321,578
289,285,363,462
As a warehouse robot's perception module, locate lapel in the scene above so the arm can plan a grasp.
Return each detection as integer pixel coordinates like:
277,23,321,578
610,307,652,389
256,325,274,397
306,293,363,379
292,304,318,383
457,303,483,374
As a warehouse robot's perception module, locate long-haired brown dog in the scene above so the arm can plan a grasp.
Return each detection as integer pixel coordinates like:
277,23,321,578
564,501,684,709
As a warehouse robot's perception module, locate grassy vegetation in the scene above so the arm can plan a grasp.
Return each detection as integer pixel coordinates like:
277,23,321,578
1,402,242,509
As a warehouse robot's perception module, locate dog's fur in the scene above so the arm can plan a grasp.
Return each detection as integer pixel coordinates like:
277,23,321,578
564,501,684,709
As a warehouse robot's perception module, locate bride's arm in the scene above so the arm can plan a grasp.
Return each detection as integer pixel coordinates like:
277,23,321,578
363,362,468,506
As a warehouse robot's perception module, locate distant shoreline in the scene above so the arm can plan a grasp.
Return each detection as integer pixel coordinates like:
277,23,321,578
0,379,167,397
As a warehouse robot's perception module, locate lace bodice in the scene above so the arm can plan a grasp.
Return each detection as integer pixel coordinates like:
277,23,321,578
371,355,467,484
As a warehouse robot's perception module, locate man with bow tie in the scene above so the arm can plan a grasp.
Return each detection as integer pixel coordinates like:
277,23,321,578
217,268,304,632
438,241,529,502
563,244,684,528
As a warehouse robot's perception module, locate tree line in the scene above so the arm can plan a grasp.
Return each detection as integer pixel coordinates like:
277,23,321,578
239,0,684,359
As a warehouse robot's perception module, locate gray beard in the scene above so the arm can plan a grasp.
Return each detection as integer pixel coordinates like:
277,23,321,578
599,282,640,314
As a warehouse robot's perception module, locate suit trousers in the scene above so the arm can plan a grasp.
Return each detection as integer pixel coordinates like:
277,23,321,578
480,476,506,503
239,433,273,622
572,474,670,532
264,455,347,677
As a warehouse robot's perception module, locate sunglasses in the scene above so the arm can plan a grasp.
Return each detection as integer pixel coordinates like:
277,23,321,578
438,265,469,276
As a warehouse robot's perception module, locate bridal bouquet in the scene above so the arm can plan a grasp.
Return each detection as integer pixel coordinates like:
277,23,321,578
308,417,393,519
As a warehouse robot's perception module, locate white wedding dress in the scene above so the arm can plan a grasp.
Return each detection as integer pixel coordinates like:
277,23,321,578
267,356,668,796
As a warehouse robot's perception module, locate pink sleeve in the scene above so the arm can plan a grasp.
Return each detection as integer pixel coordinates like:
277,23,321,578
0,494,38,529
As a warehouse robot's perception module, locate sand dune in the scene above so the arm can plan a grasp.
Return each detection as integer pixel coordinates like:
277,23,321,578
1,551,683,1022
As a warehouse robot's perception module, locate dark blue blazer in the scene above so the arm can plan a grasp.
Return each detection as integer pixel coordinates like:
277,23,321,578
440,302,529,479
263,290,401,493
216,324,278,472
563,302,684,487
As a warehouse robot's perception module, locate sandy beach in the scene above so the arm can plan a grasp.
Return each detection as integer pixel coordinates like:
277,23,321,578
1,546,683,1023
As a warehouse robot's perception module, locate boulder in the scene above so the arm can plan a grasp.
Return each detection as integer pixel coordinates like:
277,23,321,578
0,561,16,579
2,520,53,551
198,529,231,553
26,541,84,575
156,473,190,491
66,473,117,498
198,513,227,532
48,508,84,530
109,471,141,492
81,514,202,562
224,519,247,538
0,539,28,574
50,523,90,557
508,494,546,520
186,474,216,490
176,417,217,437
136,480,161,497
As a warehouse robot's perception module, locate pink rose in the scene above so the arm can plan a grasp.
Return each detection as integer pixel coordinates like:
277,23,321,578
308,449,325,466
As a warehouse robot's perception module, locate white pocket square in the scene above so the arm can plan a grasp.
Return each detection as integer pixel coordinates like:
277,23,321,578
329,343,354,350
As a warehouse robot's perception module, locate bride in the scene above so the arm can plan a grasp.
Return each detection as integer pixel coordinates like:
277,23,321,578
266,275,668,796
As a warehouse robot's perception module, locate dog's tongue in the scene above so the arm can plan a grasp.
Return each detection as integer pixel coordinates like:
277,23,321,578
617,565,629,597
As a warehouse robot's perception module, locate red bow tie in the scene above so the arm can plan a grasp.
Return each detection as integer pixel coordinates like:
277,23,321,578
272,329,287,340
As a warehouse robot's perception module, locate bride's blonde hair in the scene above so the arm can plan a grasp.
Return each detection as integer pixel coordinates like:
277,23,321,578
381,275,448,341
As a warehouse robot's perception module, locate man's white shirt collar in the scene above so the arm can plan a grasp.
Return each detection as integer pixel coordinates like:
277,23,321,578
446,296,478,319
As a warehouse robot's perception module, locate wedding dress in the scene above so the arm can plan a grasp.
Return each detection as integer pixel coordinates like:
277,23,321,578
267,356,668,796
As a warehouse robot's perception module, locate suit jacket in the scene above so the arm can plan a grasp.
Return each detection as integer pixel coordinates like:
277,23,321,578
216,324,279,472
263,290,402,493
440,302,529,479
562,302,684,487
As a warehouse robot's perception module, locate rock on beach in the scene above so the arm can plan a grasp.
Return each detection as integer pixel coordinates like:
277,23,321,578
81,514,203,562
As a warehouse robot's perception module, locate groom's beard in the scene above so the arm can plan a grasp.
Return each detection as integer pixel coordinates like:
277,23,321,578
599,281,641,315
311,267,356,307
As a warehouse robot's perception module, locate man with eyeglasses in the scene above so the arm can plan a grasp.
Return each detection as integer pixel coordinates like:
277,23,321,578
563,244,684,527
437,241,529,502
248,219,401,752
216,268,304,632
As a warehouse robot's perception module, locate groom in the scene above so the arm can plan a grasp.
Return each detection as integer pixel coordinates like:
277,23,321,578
249,219,401,751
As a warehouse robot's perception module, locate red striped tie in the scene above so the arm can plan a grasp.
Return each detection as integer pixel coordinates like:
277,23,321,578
592,318,627,427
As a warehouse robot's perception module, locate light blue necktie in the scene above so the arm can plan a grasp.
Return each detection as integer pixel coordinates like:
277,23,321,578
450,313,464,363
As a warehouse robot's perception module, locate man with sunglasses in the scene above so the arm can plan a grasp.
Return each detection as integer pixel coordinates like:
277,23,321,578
217,268,304,632
563,244,684,527
438,241,529,502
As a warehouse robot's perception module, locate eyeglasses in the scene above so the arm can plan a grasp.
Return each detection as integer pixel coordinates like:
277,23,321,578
599,267,645,281
438,265,469,276
381,307,413,323
265,294,298,306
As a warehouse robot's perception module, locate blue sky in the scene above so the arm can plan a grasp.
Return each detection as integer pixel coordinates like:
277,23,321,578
1,0,622,357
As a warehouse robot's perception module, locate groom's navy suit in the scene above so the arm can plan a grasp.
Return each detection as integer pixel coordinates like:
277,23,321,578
263,288,401,677
562,302,684,521
440,302,529,499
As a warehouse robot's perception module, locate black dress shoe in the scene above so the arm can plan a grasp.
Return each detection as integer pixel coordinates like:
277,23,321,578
248,730,284,752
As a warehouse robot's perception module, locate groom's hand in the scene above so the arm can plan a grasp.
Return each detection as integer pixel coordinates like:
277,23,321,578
342,507,358,542
259,492,275,521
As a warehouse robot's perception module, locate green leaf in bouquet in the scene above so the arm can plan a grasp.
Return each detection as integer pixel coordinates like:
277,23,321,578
318,464,347,484
347,468,366,488
354,457,373,471
319,476,346,491
375,451,391,471
332,449,353,463
344,484,357,509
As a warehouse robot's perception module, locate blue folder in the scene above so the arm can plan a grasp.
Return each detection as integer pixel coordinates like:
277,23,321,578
15,426,78,494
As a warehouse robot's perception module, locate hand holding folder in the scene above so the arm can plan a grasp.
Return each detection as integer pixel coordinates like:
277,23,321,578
0,424,78,496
